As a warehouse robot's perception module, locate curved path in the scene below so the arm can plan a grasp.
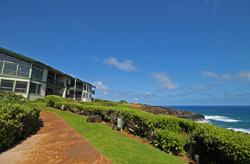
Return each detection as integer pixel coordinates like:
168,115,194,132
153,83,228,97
0,111,112,164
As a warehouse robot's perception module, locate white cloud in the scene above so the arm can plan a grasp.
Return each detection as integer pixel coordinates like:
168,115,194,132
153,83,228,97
93,81,110,95
75,22,91,31
190,85,213,91
93,57,100,62
202,70,250,84
103,58,137,71
206,0,219,15
202,71,233,81
237,70,250,84
151,72,179,90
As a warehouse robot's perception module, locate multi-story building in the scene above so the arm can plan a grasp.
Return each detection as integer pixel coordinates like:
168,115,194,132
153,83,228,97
0,47,95,101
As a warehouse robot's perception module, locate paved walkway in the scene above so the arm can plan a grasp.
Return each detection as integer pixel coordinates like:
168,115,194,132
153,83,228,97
0,111,112,164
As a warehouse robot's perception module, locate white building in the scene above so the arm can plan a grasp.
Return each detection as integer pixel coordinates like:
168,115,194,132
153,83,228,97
0,47,95,101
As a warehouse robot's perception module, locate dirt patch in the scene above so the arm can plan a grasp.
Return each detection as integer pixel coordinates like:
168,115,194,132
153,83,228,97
0,111,112,164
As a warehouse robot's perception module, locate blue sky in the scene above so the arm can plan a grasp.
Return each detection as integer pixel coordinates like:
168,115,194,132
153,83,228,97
1,0,250,105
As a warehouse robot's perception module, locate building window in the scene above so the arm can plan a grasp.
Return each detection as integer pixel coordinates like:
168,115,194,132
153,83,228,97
0,80,14,91
0,53,5,73
17,59,31,77
32,66,43,80
15,81,27,93
5,55,19,63
17,64,30,77
29,82,41,94
0,52,5,60
3,62,18,75
84,84,87,90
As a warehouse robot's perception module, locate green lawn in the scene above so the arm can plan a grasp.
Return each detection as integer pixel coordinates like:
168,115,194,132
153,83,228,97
40,104,187,164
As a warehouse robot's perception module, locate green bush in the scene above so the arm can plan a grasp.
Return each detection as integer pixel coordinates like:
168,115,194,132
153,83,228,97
118,100,128,104
95,98,113,102
52,101,250,164
0,92,40,152
32,98,45,102
45,95,66,107
0,91,26,104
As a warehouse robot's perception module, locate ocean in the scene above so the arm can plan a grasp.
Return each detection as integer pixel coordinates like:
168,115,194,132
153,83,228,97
163,106,250,134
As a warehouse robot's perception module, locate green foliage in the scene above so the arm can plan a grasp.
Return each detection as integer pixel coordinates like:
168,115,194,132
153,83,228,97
32,98,45,102
45,95,67,107
0,91,26,104
95,98,114,102
0,91,40,152
51,101,250,164
118,100,128,104
42,107,187,164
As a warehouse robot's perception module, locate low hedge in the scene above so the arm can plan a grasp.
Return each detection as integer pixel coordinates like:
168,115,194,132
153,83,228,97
0,91,40,152
51,101,250,164
45,95,67,107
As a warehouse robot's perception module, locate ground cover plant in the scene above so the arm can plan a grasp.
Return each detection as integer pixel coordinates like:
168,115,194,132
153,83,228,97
46,96,250,164
0,91,40,152
41,107,187,164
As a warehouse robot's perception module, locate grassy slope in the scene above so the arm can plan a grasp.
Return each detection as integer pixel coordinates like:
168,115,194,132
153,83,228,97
38,104,186,164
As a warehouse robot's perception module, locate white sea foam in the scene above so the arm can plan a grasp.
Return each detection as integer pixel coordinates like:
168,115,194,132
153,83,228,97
197,119,211,124
227,128,250,134
205,115,240,123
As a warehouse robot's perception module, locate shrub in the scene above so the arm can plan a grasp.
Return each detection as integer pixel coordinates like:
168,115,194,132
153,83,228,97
95,98,113,102
118,100,128,104
45,95,66,107
52,101,250,164
0,91,26,104
0,92,40,152
32,98,45,102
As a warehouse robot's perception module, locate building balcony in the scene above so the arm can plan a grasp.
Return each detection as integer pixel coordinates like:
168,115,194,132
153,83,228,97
47,78,64,87
45,91,61,96
66,94,82,99
91,90,95,94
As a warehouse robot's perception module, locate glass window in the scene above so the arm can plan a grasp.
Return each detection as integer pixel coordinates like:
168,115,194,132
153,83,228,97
0,80,14,91
3,62,17,75
0,61,3,73
38,70,43,80
84,84,87,90
15,81,27,93
17,65,30,77
32,66,43,80
37,84,41,94
20,59,31,65
6,55,19,63
83,92,86,98
0,53,5,60
29,82,41,94
29,82,37,93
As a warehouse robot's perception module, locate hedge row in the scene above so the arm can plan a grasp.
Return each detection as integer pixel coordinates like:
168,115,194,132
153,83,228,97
0,91,40,152
46,96,250,164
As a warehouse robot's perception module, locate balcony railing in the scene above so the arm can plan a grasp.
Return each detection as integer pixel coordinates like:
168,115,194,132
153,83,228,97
66,95,82,99
67,84,83,90
45,91,61,96
47,78,64,86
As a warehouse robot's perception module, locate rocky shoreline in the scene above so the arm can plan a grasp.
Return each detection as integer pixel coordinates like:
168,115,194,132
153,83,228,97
132,104,205,121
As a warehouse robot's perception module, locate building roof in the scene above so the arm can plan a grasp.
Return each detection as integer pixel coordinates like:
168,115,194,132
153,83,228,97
0,46,95,88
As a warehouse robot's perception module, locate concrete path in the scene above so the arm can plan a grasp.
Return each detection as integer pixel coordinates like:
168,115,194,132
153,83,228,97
0,111,112,164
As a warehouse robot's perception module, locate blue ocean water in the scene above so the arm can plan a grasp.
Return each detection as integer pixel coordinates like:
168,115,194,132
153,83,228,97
164,106,250,134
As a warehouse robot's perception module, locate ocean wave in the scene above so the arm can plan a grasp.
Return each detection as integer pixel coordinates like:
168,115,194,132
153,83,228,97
205,115,240,122
197,119,211,124
227,128,250,134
